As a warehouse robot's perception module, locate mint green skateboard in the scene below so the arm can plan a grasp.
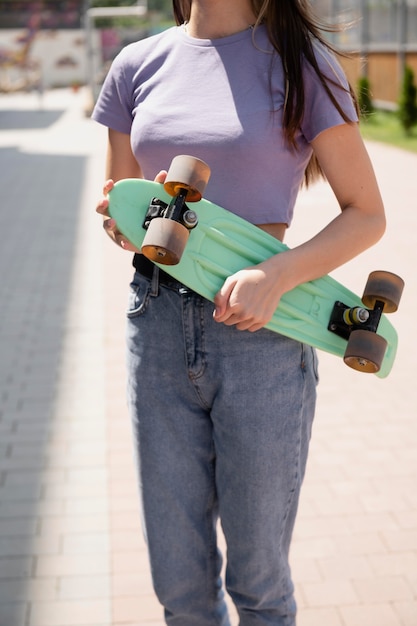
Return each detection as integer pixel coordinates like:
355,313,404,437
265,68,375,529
108,155,404,378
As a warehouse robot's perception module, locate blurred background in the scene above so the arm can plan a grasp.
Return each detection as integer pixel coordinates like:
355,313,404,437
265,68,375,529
0,4,416,626
1,0,417,108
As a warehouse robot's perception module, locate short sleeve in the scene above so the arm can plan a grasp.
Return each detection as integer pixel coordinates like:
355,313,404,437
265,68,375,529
300,42,358,143
91,47,134,135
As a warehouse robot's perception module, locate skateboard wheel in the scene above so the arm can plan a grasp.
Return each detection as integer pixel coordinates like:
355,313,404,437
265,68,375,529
164,155,211,202
362,270,404,313
141,217,189,265
344,329,387,373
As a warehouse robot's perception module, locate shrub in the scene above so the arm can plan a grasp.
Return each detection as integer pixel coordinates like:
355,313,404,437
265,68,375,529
398,65,417,135
357,76,374,119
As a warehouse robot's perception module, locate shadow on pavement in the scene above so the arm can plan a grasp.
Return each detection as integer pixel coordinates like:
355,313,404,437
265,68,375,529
0,109,65,130
0,144,86,626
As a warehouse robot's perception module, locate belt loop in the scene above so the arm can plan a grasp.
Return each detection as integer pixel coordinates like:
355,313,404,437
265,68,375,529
150,265,160,297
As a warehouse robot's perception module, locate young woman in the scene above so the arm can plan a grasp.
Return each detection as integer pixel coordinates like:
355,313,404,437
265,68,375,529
93,1,386,624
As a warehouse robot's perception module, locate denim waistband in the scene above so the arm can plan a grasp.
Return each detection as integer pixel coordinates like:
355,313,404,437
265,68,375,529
132,253,194,293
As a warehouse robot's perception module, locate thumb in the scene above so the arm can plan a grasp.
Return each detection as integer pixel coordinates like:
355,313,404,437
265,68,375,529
213,279,234,321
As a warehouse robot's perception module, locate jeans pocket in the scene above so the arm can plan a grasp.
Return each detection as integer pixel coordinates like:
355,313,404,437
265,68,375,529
126,273,151,319
301,344,320,385
311,347,320,384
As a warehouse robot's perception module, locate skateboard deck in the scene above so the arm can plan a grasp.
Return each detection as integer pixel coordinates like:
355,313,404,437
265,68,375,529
108,177,399,378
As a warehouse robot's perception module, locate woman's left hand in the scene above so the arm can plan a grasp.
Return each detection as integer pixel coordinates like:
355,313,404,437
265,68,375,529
213,259,285,332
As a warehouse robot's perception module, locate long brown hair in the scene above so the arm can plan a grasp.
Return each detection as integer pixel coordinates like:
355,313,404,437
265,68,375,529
172,0,358,185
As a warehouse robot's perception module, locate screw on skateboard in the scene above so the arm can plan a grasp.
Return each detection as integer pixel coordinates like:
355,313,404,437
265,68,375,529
108,155,404,378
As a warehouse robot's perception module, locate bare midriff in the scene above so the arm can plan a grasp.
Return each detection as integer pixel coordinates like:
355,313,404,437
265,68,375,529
257,223,287,243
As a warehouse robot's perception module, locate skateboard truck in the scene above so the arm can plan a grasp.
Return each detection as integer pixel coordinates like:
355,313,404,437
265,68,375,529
327,270,404,373
328,300,384,341
328,298,390,373
142,196,199,232
141,156,211,265
140,191,200,264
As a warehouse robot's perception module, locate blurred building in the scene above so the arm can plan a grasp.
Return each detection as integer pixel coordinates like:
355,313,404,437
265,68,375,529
312,0,417,106
1,0,417,102
0,1,154,93
0,0,88,91
0,0,85,29
313,0,417,46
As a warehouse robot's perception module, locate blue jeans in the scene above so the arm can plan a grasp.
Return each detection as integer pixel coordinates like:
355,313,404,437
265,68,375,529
126,269,318,626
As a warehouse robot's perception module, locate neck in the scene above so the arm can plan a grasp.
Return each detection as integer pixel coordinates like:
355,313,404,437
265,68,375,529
186,0,256,39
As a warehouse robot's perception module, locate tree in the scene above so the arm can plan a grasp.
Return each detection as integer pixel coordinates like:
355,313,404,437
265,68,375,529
398,66,417,136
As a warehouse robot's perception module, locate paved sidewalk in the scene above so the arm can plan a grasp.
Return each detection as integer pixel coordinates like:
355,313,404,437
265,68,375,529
0,88,416,626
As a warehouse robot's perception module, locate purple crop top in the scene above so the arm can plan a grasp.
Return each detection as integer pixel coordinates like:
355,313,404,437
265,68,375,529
92,24,358,226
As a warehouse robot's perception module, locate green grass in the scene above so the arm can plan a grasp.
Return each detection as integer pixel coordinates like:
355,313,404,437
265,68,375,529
359,109,417,154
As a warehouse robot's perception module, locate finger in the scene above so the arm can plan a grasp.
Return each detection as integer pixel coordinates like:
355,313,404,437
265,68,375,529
222,314,253,330
120,238,140,252
96,198,109,216
103,219,139,252
102,179,114,195
154,170,168,184
238,321,264,332
221,315,265,332
103,217,117,233
213,279,235,322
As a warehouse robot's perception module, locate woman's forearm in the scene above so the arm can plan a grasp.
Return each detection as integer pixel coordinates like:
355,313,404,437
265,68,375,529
269,203,386,294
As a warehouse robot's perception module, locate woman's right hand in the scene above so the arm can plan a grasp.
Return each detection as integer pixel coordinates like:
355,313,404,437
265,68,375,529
96,170,168,252
96,179,140,252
